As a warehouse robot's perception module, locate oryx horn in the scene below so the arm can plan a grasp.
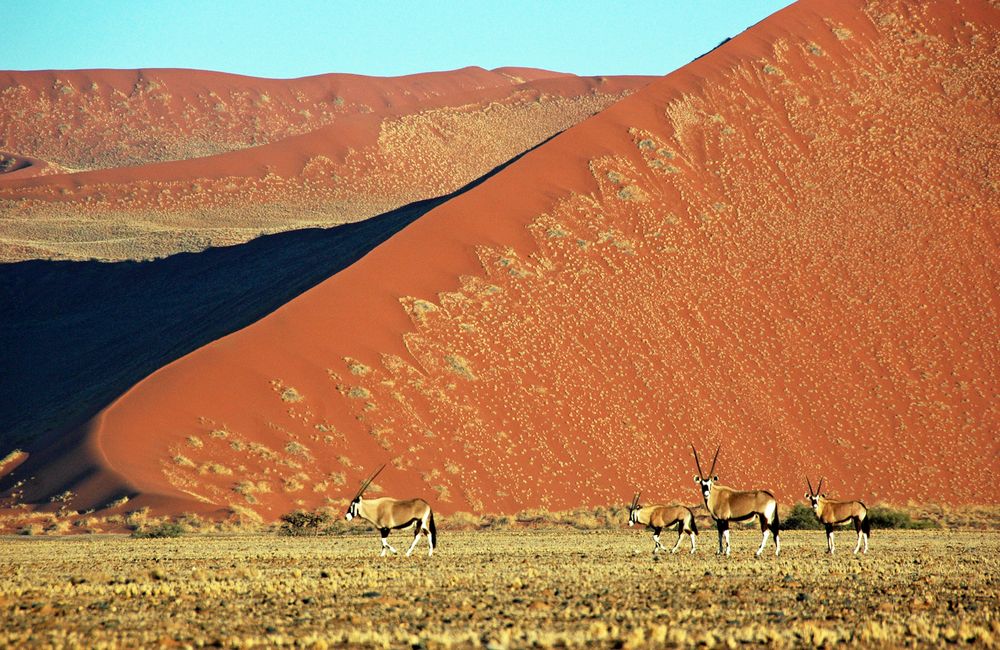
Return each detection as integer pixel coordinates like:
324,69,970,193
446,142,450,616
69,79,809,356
708,445,720,477
692,444,704,479
353,463,386,501
806,476,815,496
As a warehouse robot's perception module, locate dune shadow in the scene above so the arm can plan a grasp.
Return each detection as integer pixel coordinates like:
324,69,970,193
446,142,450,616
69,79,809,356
0,134,556,455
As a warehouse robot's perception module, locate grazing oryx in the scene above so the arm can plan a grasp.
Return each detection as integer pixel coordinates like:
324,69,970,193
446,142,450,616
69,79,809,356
344,465,437,557
692,445,781,557
805,477,870,554
627,492,698,555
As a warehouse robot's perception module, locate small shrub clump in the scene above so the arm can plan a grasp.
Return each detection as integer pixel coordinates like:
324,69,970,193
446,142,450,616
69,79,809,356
279,510,332,536
782,503,824,530
867,506,939,530
131,522,184,538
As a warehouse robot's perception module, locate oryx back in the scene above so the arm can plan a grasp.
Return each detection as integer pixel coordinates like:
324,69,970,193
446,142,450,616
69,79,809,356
708,485,777,522
366,497,432,529
817,497,867,525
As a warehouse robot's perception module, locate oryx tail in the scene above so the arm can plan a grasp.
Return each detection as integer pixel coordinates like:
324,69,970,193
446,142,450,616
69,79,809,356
428,510,438,550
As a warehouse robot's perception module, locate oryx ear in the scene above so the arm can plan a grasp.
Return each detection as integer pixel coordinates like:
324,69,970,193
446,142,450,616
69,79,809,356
804,492,810,499
712,475,719,481
821,493,826,498
693,475,700,483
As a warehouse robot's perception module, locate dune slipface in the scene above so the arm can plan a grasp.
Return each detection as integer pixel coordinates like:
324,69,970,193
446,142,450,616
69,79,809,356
0,67,650,261
3,0,997,522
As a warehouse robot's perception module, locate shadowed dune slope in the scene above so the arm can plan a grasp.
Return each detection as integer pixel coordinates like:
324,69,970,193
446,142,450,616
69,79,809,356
0,67,650,261
3,0,997,519
0,138,550,458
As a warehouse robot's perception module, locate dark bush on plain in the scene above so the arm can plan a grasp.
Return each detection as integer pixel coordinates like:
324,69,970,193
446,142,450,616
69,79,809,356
782,503,824,530
867,506,939,529
131,522,184,538
279,510,332,536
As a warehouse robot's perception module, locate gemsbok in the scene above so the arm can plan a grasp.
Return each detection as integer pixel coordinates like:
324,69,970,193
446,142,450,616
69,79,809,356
627,492,699,555
692,444,781,557
344,464,437,557
805,477,870,554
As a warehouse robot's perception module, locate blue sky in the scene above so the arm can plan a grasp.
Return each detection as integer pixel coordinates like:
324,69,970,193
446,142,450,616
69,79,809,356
6,2,796,78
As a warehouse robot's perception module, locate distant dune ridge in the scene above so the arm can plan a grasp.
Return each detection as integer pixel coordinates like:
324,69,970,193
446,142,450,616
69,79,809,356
1,0,997,525
0,67,649,261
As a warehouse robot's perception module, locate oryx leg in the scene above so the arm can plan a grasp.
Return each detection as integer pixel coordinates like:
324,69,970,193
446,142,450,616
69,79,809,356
689,527,697,553
379,528,398,557
424,528,434,556
652,526,664,554
716,520,731,556
670,522,685,554
825,524,835,554
852,518,864,555
755,514,771,558
757,501,780,557
406,520,423,557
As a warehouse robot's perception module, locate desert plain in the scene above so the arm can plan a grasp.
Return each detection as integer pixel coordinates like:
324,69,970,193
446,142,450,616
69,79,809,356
1,528,998,648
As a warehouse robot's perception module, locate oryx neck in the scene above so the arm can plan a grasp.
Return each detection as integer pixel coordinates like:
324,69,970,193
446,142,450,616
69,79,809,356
355,497,382,525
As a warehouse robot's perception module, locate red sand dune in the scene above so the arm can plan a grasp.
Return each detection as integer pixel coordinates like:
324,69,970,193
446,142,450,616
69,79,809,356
0,67,650,261
3,0,997,523
0,66,574,172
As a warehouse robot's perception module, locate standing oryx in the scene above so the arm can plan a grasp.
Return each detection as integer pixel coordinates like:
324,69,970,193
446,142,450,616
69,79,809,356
627,492,698,555
805,477,870,554
692,444,781,557
344,465,437,557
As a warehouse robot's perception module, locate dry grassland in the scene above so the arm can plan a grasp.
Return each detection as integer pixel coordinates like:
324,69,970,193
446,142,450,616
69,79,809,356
0,529,997,648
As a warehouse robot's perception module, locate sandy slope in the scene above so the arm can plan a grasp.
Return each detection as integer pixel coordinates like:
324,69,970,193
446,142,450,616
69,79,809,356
0,67,650,261
2,0,997,521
